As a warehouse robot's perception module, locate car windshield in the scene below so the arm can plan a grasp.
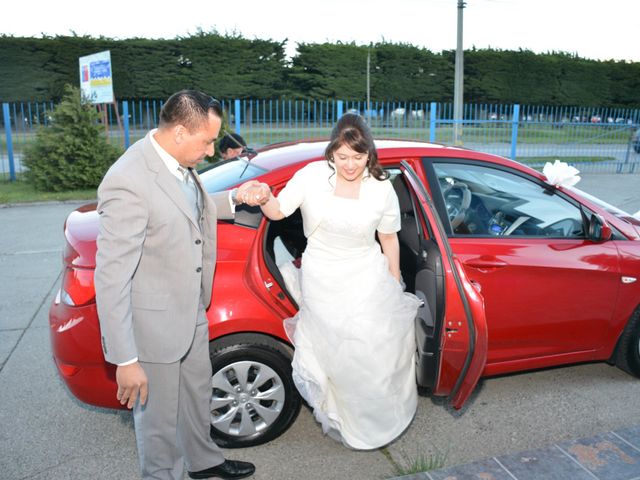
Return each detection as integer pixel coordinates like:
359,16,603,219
198,159,269,193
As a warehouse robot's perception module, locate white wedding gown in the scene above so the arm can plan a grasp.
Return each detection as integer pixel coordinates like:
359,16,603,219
284,194,421,450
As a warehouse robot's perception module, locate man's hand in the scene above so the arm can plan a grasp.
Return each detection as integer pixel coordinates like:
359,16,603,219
237,181,271,206
115,362,148,409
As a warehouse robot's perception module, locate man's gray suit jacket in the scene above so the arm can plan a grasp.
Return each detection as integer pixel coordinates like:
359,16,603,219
94,132,233,365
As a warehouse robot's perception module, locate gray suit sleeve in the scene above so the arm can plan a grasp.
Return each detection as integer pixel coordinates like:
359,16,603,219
211,191,234,219
94,173,149,365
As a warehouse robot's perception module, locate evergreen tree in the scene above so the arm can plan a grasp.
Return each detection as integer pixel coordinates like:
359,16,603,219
22,85,121,191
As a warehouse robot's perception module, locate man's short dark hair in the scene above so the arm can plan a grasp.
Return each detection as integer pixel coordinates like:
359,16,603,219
159,90,222,132
219,132,246,153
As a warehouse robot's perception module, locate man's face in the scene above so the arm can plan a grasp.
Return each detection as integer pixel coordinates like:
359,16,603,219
176,112,221,168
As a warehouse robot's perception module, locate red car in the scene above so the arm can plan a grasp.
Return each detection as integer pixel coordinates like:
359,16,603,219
49,139,640,448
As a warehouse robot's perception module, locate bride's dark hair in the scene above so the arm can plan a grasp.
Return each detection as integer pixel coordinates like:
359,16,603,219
324,113,388,181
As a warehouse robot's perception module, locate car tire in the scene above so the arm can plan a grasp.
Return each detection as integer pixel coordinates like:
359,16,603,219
616,307,640,378
208,333,302,448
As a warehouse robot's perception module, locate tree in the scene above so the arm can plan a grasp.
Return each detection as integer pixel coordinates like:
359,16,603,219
371,43,453,102
23,85,122,191
288,42,370,99
1,34,639,107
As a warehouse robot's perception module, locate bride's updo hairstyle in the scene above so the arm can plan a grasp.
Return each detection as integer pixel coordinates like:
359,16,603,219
325,113,389,181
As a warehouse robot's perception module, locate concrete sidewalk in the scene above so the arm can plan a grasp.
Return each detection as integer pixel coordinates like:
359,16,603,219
576,173,640,215
1,172,639,480
394,425,640,480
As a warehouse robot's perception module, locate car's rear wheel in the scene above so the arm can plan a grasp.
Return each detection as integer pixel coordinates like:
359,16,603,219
616,307,640,378
208,333,301,448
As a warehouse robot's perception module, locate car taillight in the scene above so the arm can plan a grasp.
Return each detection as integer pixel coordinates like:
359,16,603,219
61,267,95,307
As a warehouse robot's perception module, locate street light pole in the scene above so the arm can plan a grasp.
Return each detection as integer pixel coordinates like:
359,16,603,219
453,0,466,145
367,47,371,122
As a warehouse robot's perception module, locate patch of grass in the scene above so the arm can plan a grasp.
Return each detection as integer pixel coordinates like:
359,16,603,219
381,446,447,478
121,123,630,147
0,177,96,204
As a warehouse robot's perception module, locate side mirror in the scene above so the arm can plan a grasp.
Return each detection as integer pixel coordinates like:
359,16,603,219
243,147,258,160
588,214,612,242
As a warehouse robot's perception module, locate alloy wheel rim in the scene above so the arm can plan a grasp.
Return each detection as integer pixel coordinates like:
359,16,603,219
210,360,285,437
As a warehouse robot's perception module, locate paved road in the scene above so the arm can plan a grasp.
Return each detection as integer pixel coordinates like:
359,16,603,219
1,173,639,480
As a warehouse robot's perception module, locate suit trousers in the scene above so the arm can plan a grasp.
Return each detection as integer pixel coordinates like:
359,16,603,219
133,318,224,480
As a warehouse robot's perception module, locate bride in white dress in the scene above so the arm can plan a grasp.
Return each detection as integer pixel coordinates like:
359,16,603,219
256,113,421,450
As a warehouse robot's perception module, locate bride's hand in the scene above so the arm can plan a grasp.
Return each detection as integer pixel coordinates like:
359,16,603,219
238,182,271,206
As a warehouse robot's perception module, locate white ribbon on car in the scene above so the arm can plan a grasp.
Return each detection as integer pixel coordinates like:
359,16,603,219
542,159,581,188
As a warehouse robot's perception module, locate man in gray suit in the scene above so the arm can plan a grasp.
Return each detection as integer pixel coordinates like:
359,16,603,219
95,90,266,479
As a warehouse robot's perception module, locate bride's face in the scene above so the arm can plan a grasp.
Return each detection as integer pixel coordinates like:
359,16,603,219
332,144,368,183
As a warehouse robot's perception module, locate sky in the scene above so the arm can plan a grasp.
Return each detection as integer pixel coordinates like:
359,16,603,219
2,0,639,62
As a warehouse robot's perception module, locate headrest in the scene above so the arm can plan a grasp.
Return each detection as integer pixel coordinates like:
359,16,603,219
392,175,413,214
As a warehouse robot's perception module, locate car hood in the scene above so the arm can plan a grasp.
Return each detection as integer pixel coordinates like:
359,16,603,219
569,186,640,239
606,211,640,238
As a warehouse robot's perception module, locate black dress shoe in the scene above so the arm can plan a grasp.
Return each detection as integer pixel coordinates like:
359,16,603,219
188,459,255,479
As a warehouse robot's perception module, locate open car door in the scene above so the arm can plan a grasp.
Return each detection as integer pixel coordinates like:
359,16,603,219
400,161,488,409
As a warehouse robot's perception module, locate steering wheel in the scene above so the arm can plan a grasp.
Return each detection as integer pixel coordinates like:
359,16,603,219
442,182,472,229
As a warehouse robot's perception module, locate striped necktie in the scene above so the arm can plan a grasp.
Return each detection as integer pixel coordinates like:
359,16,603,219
177,166,201,224
178,166,190,184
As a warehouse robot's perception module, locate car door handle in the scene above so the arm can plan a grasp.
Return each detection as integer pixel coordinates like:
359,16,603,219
463,258,508,269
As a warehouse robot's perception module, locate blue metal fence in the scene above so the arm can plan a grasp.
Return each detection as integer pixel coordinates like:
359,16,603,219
2,99,639,180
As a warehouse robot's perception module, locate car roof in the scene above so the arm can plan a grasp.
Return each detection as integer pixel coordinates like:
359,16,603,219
251,138,465,170
246,137,540,179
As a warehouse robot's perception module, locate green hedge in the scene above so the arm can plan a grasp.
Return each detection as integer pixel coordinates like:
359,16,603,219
1,33,639,107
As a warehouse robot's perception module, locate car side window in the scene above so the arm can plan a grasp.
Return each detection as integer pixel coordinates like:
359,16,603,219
433,163,586,238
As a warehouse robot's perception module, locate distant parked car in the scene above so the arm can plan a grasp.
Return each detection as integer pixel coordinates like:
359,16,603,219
50,139,640,448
